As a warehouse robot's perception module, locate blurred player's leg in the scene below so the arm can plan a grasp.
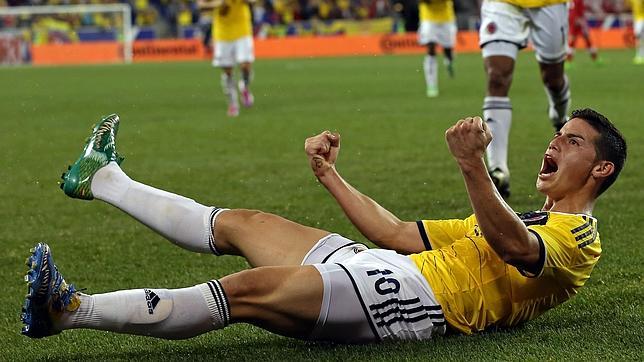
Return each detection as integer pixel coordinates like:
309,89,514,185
61,115,331,267
479,1,528,198
444,47,454,78
423,43,439,97
442,21,457,78
482,54,516,198
418,20,438,97
236,36,255,107
528,3,570,129
635,18,644,64
213,40,239,117
221,68,239,117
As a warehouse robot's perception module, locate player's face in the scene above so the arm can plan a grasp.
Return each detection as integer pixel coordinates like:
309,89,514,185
536,118,600,199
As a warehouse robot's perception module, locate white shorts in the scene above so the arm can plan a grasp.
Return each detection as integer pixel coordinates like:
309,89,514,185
212,36,254,67
302,234,446,342
418,20,457,47
479,1,568,63
635,20,644,39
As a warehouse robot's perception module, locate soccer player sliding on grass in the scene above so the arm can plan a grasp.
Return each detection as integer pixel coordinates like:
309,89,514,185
21,110,626,342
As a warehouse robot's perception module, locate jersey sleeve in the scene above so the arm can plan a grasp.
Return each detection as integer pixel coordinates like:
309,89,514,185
416,215,474,250
519,220,582,278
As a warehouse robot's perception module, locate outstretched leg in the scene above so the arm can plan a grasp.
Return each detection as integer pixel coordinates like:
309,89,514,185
22,242,324,340
61,115,330,267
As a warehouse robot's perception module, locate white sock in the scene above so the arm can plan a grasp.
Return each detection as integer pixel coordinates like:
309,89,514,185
483,96,512,174
544,76,571,127
57,280,230,339
423,55,438,89
90,162,226,254
221,73,238,106
638,38,644,58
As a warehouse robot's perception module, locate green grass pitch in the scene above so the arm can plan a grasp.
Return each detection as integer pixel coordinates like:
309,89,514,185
0,50,642,360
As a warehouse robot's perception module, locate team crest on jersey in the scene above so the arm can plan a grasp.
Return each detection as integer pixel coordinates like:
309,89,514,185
486,22,497,35
518,211,549,226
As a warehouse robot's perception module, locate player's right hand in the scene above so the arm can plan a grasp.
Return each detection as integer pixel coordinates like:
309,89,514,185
305,131,341,178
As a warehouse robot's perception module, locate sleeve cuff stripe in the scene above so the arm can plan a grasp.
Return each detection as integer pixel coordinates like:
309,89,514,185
416,220,432,251
521,229,546,278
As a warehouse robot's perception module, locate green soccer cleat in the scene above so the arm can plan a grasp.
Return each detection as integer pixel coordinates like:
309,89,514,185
60,114,123,200
426,86,439,98
21,242,81,338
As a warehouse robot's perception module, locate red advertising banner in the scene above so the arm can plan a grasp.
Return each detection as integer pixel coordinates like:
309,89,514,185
29,29,634,65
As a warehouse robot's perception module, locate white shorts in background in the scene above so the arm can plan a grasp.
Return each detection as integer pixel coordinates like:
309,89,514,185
212,36,254,67
479,1,568,63
303,234,446,342
418,20,457,47
635,20,644,39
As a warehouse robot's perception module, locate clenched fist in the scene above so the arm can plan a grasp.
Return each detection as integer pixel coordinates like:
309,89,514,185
445,116,493,166
304,131,340,178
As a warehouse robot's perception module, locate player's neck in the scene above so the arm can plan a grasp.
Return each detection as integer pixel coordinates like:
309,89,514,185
543,192,595,216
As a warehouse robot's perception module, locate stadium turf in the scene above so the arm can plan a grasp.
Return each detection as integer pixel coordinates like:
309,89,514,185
0,50,642,360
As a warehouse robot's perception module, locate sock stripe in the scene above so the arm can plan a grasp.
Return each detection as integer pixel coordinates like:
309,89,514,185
206,281,225,325
207,208,227,256
483,106,513,111
483,100,512,111
211,280,231,325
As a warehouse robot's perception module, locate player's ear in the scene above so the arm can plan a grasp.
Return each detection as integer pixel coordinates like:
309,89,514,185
591,160,614,181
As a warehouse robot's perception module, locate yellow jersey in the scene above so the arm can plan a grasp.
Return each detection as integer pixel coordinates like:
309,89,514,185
409,211,601,334
490,0,568,9
632,0,644,21
419,0,455,23
212,0,252,42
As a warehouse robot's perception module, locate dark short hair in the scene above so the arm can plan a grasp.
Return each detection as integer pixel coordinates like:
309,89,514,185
570,108,627,196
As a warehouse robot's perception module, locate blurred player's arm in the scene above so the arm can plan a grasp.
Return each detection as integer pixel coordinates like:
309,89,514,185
304,131,426,254
445,117,542,273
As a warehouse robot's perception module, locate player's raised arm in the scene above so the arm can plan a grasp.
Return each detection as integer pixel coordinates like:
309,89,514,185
445,117,542,272
304,131,425,254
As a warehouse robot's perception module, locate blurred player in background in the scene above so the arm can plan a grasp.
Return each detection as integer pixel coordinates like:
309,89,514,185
630,0,644,64
199,0,255,117
567,0,599,64
417,0,457,97
479,0,572,198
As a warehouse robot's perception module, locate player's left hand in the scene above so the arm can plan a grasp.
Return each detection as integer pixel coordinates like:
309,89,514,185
304,131,341,178
445,116,492,165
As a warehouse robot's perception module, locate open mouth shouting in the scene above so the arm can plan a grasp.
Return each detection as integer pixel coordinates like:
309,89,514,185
539,154,559,180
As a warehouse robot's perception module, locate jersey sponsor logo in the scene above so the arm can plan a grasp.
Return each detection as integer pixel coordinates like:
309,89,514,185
144,289,161,315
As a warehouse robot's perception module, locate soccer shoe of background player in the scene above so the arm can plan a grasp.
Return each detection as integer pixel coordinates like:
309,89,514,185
60,114,123,200
426,86,439,98
489,168,511,199
21,242,80,338
227,103,240,117
238,80,254,108
634,56,644,65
